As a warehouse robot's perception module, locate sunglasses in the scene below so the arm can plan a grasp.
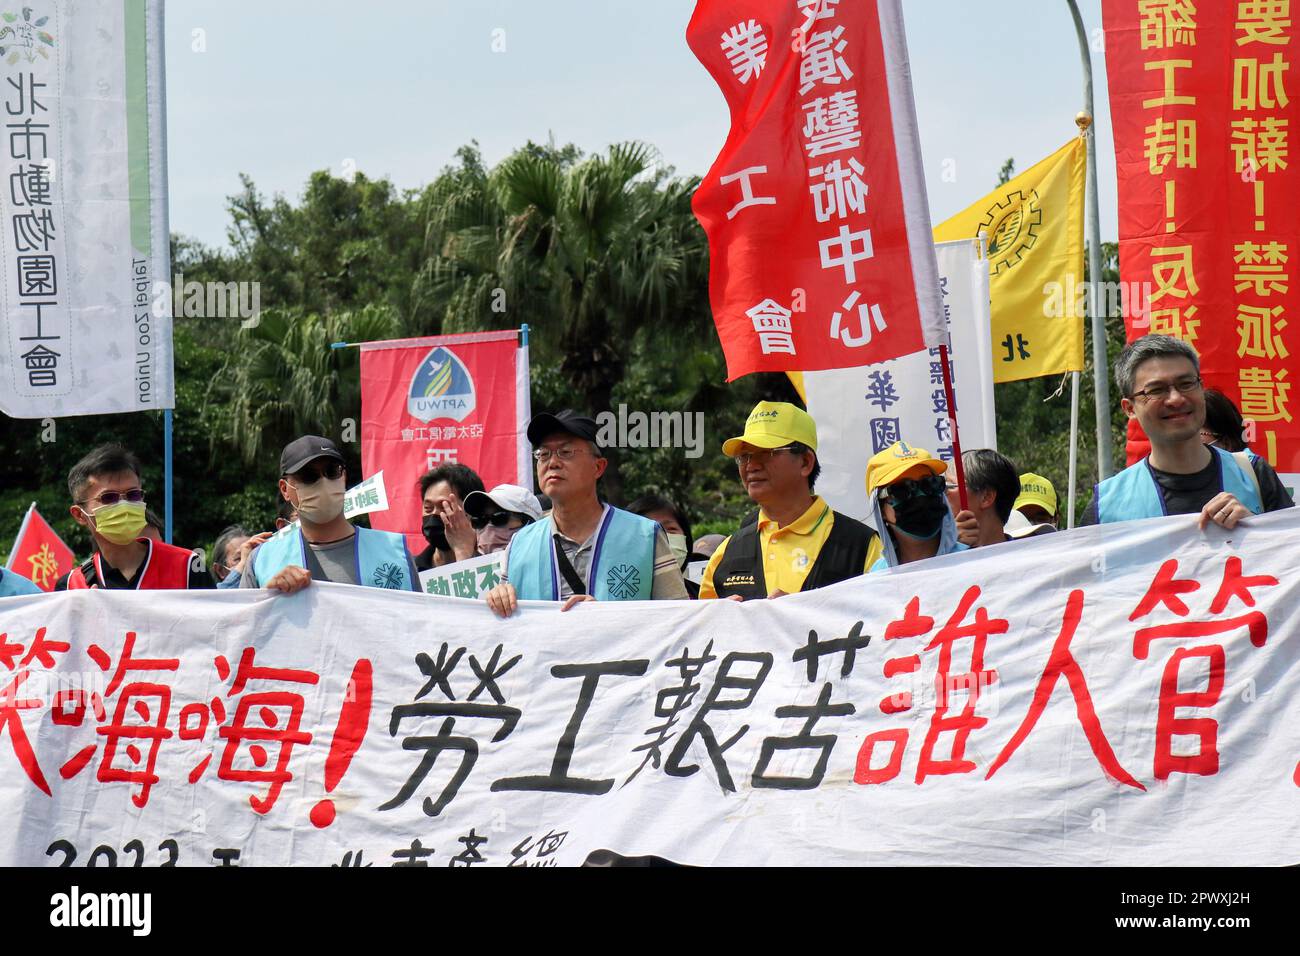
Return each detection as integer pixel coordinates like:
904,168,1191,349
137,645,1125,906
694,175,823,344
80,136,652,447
288,461,344,484
470,510,524,530
81,488,145,507
880,473,946,507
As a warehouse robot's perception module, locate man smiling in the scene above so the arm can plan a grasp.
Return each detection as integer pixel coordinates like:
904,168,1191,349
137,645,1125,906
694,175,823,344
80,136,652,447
1082,335,1293,526
700,401,881,600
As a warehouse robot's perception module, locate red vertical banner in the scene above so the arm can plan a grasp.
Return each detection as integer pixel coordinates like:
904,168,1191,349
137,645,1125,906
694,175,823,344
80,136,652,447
688,0,944,380
360,331,530,553
6,504,75,592
1104,1,1298,487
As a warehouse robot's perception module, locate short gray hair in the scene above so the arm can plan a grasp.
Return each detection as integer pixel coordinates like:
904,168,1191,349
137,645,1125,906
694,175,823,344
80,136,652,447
212,524,249,581
1113,334,1200,398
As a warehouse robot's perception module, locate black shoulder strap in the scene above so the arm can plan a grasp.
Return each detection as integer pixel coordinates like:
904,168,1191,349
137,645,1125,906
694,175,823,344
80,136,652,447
553,534,587,596
802,512,875,591
712,522,767,600
79,556,99,589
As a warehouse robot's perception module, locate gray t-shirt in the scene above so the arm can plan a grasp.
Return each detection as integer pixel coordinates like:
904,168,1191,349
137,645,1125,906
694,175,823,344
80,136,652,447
241,532,418,589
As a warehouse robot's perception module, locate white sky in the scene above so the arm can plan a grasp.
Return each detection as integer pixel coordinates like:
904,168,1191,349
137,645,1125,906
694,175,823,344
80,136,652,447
164,0,1116,249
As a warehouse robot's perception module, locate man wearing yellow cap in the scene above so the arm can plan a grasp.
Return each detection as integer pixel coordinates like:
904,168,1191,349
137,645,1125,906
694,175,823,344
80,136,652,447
1014,473,1059,528
865,441,969,571
699,402,882,600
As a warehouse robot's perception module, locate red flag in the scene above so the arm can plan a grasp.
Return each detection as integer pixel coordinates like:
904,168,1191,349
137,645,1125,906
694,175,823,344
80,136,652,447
360,331,531,554
1103,1,1299,479
688,0,944,380
6,503,76,592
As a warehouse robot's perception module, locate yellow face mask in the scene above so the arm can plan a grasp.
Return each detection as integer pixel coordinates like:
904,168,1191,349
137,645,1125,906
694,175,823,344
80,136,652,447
89,501,148,545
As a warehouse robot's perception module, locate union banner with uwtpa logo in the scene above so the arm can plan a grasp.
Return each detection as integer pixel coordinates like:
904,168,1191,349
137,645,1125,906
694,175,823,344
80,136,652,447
0,509,1296,865
360,331,531,554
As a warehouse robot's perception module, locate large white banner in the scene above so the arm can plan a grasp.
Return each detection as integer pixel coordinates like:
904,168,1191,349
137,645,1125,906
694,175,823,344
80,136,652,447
0,0,171,418
0,510,1297,866
803,239,996,523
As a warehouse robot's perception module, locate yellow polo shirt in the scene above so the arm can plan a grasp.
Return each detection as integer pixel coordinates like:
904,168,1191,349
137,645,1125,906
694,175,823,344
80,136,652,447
699,496,883,599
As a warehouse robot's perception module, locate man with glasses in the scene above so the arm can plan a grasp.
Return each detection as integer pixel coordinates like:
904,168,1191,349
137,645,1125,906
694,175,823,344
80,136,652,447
1081,335,1293,525
57,444,210,590
463,484,541,555
241,435,420,593
483,410,687,616
866,441,969,571
699,401,881,599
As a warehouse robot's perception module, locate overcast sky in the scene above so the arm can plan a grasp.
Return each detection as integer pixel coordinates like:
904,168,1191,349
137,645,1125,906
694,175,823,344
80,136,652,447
164,0,1115,249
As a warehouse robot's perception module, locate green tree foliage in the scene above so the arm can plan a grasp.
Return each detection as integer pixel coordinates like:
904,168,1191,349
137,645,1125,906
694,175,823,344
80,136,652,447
0,141,1121,564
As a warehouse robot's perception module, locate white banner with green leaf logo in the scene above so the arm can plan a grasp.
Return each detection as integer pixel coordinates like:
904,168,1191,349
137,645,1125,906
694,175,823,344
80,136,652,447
0,0,171,418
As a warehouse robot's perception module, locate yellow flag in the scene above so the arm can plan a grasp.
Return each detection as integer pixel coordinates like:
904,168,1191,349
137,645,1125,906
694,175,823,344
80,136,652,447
933,138,1086,383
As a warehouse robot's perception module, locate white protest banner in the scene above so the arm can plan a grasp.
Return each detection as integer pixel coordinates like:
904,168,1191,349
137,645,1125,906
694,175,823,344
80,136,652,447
418,550,503,599
802,239,996,523
0,0,172,418
0,510,1297,866
343,472,388,520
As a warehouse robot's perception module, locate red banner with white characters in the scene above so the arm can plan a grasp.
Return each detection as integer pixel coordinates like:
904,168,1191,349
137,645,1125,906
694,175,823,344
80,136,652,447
1103,0,1299,488
360,331,531,553
688,0,945,380
6,503,75,592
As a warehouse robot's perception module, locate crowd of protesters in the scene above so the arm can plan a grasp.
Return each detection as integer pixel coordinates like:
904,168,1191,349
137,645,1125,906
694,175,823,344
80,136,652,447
1,334,1290,603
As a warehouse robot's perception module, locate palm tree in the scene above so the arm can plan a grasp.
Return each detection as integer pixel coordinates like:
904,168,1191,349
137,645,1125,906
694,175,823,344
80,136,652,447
204,304,401,468
416,141,713,502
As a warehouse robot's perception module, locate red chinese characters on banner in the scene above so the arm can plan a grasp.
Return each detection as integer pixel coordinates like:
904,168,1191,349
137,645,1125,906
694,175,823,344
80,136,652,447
0,626,373,820
1103,0,1299,481
688,0,944,379
360,331,529,554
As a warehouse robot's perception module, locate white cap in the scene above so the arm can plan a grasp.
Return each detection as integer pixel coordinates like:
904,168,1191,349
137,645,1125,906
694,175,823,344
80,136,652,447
463,484,543,522
1004,509,1056,539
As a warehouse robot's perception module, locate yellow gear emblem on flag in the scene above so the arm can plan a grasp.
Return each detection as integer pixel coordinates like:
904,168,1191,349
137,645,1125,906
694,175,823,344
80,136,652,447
980,189,1042,275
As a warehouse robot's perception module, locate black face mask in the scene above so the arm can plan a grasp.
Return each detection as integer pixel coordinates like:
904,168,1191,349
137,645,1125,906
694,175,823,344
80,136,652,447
422,515,449,551
890,494,947,540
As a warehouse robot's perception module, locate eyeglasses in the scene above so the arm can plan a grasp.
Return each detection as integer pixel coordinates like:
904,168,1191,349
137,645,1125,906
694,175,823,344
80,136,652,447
732,445,798,467
533,445,588,464
879,474,946,507
470,510,522,530
288,461,344,484
80,488,145,507
1131,377,1202,402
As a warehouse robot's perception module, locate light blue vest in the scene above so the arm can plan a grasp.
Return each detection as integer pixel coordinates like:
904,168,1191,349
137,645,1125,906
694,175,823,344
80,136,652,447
1095,446,1262,524
0,568,42,597
507,506,656,601
253,525,415,591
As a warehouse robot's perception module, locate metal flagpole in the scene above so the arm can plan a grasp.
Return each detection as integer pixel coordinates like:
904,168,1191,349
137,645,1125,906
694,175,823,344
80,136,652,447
164,408,173,543
1067,0,1114,484
1068,371,1080,529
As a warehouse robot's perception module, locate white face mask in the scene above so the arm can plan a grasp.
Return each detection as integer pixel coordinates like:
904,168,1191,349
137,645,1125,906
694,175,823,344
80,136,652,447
293,476,346,525
666,532,690,567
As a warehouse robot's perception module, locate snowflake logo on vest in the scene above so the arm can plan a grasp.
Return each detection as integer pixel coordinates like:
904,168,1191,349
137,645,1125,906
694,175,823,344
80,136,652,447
605,563,640,599
372,562,405,589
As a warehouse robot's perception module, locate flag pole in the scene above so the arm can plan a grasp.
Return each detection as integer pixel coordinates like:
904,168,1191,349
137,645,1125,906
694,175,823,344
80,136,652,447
1067,0,1114,482
1068,371,1080,529
939,343,968,512
164,408,173,543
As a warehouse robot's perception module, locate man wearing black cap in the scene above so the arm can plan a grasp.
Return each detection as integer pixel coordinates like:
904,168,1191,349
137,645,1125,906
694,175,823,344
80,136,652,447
241,435,420,593
484,410,688,616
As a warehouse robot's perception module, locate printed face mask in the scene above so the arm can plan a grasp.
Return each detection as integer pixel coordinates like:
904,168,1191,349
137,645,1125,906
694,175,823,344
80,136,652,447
889,494,947,540
422,514,449,551
89,501,148,545
477,522,517,555
294,476,346,525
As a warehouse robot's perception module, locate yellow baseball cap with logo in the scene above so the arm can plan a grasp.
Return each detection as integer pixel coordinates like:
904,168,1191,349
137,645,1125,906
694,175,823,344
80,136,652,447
865,441,947,495
722,401,818,457
1013,472,1058,516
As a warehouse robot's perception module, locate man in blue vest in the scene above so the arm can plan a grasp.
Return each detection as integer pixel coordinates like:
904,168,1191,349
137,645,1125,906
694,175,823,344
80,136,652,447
484,410,688,616
0,567,42,597
1081,335,1293,526
240,435,419,593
